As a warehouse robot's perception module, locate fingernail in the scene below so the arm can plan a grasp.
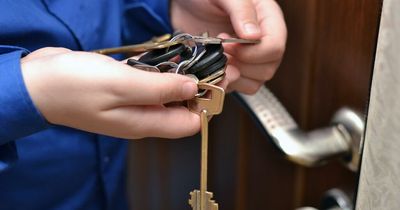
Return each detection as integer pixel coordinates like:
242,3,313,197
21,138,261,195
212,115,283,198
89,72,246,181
244,23,260,35
182,81,198,99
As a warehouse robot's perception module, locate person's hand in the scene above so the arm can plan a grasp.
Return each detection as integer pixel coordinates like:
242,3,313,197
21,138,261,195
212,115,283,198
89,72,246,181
21,47,200,139
171,0,287,94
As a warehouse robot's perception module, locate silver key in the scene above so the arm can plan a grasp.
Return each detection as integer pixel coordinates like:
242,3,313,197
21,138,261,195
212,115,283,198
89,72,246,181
192,36,261,45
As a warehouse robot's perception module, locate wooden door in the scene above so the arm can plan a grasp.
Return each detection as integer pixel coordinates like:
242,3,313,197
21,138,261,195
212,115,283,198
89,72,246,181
127,1,382,209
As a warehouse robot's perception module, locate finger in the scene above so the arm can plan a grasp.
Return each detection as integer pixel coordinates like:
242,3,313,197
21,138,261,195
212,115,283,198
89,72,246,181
230,59,279,81
218,52,242,89
100,105,200,139
116,70,198,105
227,76,263,94
217,0,262,39
221,0,287,63
217,64,241,90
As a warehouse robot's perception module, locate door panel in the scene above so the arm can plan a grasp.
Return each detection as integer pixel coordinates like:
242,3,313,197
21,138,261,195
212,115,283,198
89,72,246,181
296,0,380,206
127,1,382,209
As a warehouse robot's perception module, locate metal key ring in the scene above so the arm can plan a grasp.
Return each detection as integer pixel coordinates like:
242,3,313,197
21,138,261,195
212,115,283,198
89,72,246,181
182,48,207,72
175,59,191,74
170,33,199,58
155,61,179,69
170,33,199,64
170,33,195,43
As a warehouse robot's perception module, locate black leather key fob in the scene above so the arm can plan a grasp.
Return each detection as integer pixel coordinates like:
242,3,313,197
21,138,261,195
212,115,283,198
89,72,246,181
127,58,143,66
186,44,224,74
195,54,227,80
138,44,187,66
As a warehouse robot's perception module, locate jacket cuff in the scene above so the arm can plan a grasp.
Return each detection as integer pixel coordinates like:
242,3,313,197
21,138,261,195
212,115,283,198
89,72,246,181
0,46,49,143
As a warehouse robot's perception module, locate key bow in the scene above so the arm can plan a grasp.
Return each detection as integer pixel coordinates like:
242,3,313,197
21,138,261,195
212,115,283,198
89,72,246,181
187,83,225,115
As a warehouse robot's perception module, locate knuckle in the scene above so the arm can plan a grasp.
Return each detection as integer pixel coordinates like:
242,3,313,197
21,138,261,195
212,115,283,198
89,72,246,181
245,82,263,95
261,68,276,81
271,41,286,60
126,130,145,139
168,125,200,139
165,113,200,139
125,120,147,139
52,50,77,61
53,47,72,53
108,83,127,101
157,87,178,104
95,53,116,62
157,90,167,104
123,131,143,140
157,84,176,104
50,52,72,65
42,47,71,53
28,47,72,60
276,47,286,60
158,76,184,104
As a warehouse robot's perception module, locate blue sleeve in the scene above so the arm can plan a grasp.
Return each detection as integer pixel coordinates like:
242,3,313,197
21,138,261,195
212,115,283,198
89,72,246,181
123,0,173,44
0,46,49,171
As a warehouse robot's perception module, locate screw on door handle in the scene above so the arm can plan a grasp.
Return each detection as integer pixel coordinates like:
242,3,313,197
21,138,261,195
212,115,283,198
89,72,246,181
235,86,364,171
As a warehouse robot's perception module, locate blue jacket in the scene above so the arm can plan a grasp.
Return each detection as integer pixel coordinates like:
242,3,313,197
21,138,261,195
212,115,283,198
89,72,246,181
0,0,172,209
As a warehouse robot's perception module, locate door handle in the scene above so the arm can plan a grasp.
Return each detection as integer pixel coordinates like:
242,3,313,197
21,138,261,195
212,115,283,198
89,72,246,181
235,86,364,171
295,188,353,210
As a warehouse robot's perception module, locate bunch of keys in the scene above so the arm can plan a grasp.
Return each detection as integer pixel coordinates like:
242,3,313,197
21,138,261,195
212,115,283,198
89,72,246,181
94,33,259,210
126,33,232,87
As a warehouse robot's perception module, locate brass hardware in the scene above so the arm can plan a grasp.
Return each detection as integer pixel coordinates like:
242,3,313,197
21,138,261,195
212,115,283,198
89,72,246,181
188,83,224,210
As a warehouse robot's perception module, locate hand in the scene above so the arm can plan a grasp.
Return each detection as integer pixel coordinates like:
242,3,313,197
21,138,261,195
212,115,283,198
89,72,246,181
171,0,287,94
21,47,200,139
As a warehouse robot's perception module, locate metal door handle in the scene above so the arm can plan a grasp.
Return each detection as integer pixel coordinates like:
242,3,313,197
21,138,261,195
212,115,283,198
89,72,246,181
295,188,353,210
236,86,364,171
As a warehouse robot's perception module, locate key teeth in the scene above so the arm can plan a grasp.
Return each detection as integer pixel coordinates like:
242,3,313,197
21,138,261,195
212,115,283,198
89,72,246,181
188,190,219,210
188,190,199,209
208,199,219,210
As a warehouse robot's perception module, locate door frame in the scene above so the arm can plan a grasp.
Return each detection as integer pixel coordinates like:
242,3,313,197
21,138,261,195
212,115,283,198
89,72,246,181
355,0,400,209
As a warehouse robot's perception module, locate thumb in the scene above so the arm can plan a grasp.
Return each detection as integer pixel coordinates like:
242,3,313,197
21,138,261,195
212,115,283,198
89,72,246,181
217,0,261,39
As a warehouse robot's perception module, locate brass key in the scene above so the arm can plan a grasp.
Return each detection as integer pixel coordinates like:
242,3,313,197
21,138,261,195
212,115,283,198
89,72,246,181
188,83,225,210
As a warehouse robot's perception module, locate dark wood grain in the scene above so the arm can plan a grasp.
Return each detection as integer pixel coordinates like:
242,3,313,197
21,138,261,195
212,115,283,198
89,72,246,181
126,0,381,209
302,0,381,206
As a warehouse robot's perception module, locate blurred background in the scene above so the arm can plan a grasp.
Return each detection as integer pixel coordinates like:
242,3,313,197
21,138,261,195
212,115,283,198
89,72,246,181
127,0,382,209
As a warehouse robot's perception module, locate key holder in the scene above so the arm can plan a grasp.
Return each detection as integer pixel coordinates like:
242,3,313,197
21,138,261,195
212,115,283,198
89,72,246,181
236,86,365,172
138,43,188,66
